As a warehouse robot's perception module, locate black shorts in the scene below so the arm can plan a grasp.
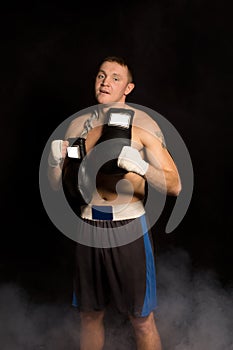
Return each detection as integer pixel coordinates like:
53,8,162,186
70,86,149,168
72,214,157,317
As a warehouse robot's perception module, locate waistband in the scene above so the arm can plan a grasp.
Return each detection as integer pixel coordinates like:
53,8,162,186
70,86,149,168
80,201,145,221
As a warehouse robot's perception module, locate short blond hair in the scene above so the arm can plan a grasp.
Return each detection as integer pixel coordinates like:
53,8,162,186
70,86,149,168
98,56,134,83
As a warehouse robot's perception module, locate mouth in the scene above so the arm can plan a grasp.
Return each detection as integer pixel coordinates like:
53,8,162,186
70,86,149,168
99,89,110,95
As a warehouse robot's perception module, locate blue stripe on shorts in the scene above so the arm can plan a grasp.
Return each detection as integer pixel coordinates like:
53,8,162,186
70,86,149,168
140,215,157,316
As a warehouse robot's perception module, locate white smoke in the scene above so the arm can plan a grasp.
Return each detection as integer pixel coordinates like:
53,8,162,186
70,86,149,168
0,248,232,349
156,248,233,350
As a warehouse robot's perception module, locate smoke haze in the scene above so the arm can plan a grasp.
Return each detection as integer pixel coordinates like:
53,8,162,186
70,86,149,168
0,248,232,350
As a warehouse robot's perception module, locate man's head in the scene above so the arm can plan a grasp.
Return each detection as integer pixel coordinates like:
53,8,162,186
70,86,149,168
95,56,135,104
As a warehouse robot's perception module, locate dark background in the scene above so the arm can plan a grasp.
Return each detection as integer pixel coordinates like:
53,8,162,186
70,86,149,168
0,0,232,305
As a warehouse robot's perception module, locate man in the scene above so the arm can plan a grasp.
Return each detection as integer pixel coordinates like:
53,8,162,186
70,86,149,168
48,56,181,350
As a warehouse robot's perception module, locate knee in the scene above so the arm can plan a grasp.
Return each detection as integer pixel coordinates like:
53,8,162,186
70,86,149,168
80,311,105,327
130,312,156,335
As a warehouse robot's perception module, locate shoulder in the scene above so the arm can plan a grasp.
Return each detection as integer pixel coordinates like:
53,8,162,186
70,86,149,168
132,108,166,147
131,108,160,130
64,112,92,139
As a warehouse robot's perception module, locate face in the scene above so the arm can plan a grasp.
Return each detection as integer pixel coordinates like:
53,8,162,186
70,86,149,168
95,61,134,104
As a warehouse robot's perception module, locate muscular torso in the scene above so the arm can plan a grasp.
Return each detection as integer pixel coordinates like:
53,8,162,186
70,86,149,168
84,123,146,205
64,106,163,206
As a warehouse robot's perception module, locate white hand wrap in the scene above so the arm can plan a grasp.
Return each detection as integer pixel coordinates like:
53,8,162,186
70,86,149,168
48,140,63,167
117,146,149,176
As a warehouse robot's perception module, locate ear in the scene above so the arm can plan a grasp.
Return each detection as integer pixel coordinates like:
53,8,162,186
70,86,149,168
124,83,135,96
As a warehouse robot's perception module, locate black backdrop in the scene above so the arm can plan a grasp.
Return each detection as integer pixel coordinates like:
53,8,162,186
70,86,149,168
1,0,232,303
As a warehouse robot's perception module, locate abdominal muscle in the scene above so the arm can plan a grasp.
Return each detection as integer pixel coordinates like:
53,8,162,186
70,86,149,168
91,171,146,206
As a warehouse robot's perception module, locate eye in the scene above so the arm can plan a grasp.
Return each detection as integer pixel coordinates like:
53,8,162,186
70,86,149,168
113,77,119,81
97,73,105,79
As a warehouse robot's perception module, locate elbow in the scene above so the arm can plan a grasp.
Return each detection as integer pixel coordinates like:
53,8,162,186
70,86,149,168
167,172,182,197
167,184,181,197
171,182,182,196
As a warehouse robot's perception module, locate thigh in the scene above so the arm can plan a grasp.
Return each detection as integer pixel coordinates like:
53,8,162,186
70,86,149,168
105,215,157,317
73,243,110,312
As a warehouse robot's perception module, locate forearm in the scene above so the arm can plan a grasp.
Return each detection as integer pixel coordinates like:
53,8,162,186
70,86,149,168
47,139,69,191
144,164,181,196
47,163,63,191
118,145,182,196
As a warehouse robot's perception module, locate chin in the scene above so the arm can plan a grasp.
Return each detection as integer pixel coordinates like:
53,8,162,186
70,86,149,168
97,96,112,104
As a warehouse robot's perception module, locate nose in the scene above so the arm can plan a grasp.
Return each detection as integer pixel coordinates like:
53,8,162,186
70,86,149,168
101,76,110,85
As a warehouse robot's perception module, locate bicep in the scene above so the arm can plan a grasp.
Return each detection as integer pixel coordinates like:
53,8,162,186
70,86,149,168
64,118,84,140
142,130,177,171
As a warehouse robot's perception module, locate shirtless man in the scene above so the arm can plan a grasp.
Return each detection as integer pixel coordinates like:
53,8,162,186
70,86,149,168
48,56,181,350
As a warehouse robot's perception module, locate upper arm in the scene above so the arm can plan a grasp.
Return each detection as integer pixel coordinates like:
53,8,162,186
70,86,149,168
138,118,177,172
64,115,87,140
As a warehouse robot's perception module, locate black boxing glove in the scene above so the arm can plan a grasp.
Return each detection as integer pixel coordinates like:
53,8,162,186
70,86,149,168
95,108,135,174
62,137,89,206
